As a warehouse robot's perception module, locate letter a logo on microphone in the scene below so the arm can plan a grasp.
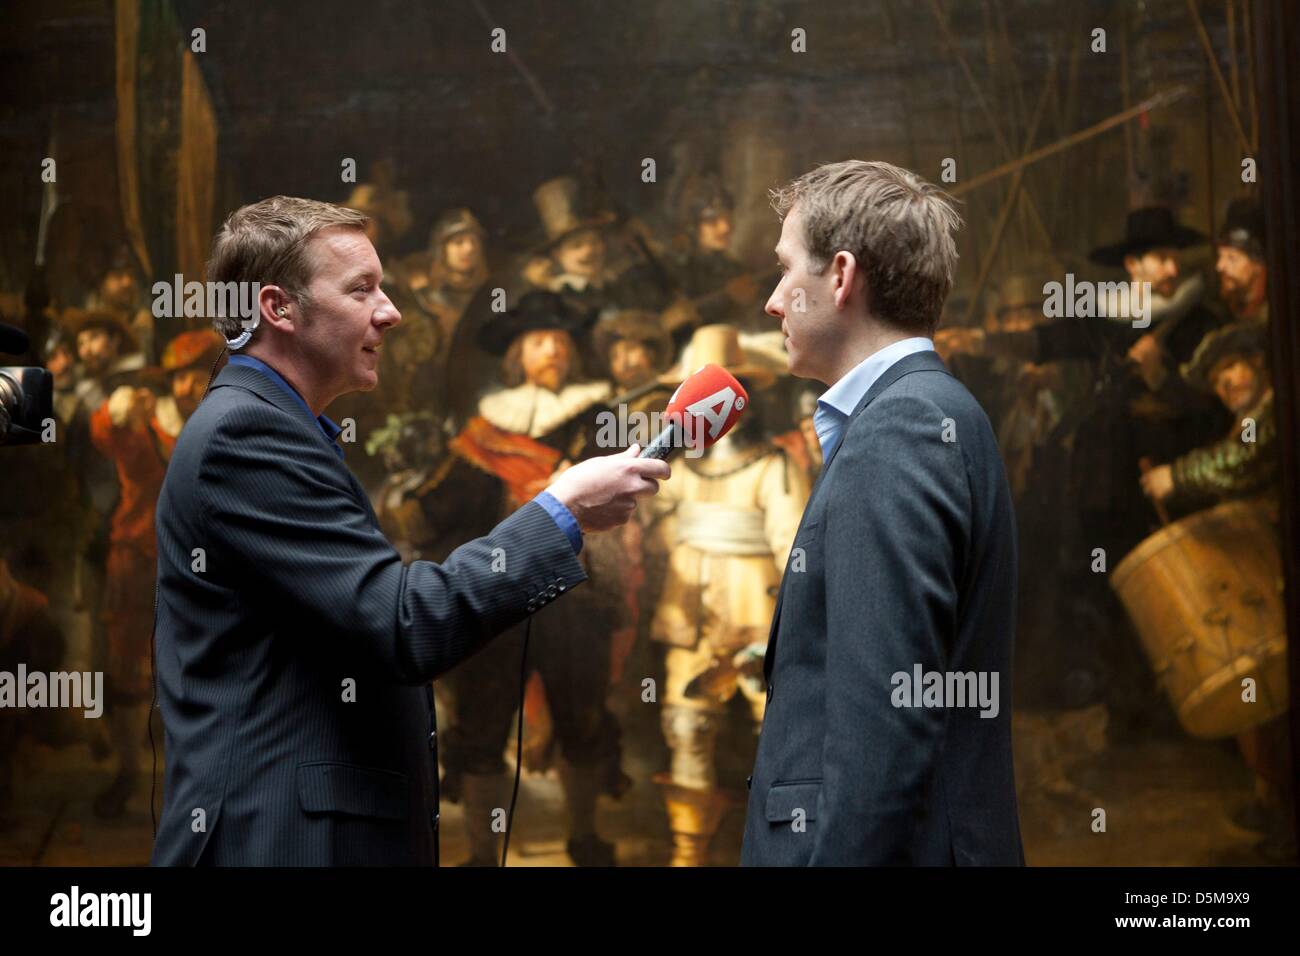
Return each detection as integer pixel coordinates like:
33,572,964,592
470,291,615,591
686,387,740,441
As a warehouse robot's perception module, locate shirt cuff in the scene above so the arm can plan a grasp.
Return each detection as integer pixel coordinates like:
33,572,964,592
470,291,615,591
534,490,583,555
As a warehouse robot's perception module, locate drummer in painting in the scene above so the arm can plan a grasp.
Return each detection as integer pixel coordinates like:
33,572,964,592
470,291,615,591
1140,320,1292,859
1139,322,1276,511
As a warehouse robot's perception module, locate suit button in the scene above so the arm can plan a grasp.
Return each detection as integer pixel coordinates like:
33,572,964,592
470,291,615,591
431,810,440,831
746,775,753,791
527,600,536,612
428,730,437,750
547,584,558,598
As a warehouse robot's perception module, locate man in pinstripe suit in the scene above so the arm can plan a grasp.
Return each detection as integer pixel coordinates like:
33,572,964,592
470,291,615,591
150,196,667,865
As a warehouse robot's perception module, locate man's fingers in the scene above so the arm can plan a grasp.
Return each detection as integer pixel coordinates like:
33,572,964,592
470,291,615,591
622,443,641,457
628,458,670,480
631,478,660,497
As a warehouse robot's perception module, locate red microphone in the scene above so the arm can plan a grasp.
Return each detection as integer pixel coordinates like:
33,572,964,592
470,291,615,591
639,364,749,460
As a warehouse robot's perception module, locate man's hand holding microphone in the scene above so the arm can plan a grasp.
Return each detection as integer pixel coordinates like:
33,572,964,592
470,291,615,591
545,444,669,533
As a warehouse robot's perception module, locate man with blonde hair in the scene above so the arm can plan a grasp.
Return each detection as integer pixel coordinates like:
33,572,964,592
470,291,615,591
151,196,668,865
741,161,1022,866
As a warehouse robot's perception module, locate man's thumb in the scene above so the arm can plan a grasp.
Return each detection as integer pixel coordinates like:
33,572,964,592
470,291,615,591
623,443,641,457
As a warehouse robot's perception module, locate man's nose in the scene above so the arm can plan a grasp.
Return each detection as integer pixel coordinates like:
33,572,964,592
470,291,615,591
375,290,401,328
765,287,784,320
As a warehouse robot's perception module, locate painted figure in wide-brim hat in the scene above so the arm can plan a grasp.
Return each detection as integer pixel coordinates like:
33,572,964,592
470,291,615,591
475,289,600,357
591,308,677,477
158,329,224,423
418,287,628,867
86,327,221,819
1180,319,1269,394
64,306,137,355
448,177,625,428
593,309,672,374
1088,206,1207,268
642,323,807,865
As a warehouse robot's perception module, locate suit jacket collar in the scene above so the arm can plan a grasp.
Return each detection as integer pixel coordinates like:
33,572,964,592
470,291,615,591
819,349,951,475
212,361,343,444
212,360,313,418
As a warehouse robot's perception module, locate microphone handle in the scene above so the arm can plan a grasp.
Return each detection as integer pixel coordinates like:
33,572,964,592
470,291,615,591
638,421,680,460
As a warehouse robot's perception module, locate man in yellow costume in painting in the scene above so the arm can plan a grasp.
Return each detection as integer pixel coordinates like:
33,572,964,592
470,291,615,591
646,324,809,865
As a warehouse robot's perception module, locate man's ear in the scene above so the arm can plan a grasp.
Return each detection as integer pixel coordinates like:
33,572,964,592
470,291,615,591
258,286,294,331
832,251,860,310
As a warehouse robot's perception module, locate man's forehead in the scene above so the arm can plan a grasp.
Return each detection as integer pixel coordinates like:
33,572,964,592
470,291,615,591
307,226,380,277
775,207,803,250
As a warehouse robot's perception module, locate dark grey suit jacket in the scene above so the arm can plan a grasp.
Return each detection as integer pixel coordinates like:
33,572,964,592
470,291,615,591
150,363,585,865
741,350,1023,866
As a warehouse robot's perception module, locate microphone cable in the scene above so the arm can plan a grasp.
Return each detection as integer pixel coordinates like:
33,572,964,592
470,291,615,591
500,615,532,866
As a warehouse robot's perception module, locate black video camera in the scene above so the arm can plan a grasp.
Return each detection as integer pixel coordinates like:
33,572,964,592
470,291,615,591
1,321,54,447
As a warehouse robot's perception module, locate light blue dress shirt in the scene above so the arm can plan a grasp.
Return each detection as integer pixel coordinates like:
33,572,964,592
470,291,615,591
812,337,936,464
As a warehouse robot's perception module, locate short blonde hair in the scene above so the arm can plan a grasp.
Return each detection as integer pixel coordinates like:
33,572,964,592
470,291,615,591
206,196,370,339
771,160,962,336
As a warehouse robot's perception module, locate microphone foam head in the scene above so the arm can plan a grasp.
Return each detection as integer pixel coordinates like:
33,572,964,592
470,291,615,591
664,363,750,450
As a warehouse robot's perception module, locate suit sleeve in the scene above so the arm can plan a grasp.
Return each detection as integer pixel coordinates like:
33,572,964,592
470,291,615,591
808,393,970,865
197,402,587,684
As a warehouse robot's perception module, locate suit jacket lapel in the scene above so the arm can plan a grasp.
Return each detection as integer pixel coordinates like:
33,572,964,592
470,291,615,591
761,350,950,683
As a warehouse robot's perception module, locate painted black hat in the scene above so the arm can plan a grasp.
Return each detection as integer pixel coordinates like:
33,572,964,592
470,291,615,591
1088,206,1206,267
476,290,599,355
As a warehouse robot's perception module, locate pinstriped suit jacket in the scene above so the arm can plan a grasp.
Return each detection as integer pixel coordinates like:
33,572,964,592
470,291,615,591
150,363,585,865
